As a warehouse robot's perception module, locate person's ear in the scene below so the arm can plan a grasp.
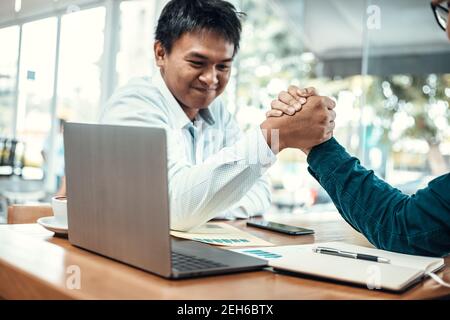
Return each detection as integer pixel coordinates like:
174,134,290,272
154,41,166,67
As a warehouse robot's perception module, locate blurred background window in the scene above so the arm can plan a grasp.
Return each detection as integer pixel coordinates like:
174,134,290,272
231,0,450,212
16,17,57,180
0,26,19,138
57,7,105,123
361,0,450,194
116,0,157,87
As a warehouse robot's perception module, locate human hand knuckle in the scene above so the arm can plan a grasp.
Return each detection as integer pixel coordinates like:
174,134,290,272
320,96,329,105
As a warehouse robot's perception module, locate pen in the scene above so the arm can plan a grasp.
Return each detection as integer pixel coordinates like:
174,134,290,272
312,246,390,264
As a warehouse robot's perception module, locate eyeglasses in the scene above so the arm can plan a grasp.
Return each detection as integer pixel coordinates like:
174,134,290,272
431,2,449,31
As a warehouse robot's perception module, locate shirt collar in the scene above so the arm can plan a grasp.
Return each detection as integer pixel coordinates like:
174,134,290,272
152,70,216,129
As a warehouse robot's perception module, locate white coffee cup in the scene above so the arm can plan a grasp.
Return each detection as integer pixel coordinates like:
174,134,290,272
51,196,68,225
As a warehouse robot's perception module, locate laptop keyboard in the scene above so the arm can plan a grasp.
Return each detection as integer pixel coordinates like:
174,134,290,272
171,252,228,271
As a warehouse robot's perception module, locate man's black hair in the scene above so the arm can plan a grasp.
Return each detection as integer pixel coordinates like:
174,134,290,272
155,0,245,56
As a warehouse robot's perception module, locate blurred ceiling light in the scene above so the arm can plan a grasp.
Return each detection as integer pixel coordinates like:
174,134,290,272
300,52,315,63
14,0,22,13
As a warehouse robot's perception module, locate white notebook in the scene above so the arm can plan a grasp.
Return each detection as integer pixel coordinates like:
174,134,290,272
232,242,445,292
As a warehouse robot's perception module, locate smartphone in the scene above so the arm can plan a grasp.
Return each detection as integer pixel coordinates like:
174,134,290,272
246,220,314,235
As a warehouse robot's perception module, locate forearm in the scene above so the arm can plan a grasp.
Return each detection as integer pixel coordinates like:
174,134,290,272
307,138,450,257
215,175,272,219
169,128,276,231
236,175,272,216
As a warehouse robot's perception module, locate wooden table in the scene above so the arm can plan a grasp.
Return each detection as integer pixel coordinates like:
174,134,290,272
0,212,449,300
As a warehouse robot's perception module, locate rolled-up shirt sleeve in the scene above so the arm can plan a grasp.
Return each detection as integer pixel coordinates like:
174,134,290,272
213,108,272,220
168,127,276,230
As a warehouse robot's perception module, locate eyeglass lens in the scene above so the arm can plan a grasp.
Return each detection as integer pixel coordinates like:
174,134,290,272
435,5,448,29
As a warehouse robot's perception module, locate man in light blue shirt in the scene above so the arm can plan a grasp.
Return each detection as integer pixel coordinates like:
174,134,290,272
99,0,337,231
100,71,276,230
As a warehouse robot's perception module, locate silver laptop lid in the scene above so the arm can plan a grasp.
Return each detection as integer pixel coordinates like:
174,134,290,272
64,123,171,277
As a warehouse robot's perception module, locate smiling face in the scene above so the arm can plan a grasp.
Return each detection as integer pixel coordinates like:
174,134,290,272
154,30,235,120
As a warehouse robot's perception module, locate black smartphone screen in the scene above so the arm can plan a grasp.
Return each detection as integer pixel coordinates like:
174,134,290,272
246,220,314,235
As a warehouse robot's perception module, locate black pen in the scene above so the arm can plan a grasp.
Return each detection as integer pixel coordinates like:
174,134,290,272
312,246,391,264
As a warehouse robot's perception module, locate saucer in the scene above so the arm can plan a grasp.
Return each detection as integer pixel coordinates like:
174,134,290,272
37,216,68,235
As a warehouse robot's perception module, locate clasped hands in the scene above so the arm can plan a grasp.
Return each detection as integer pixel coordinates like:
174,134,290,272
260,85,336,155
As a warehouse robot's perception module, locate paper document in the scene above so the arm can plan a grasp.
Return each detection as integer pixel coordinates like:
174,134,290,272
231,242,445,270
231,242,445,292
170,222,274,247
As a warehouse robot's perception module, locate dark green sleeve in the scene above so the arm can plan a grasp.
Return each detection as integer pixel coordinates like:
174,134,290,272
307,138,450,257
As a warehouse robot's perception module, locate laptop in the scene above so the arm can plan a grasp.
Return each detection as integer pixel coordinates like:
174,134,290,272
64,122,267,279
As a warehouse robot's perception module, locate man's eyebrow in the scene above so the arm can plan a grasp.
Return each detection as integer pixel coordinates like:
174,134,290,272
186,52,233,63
